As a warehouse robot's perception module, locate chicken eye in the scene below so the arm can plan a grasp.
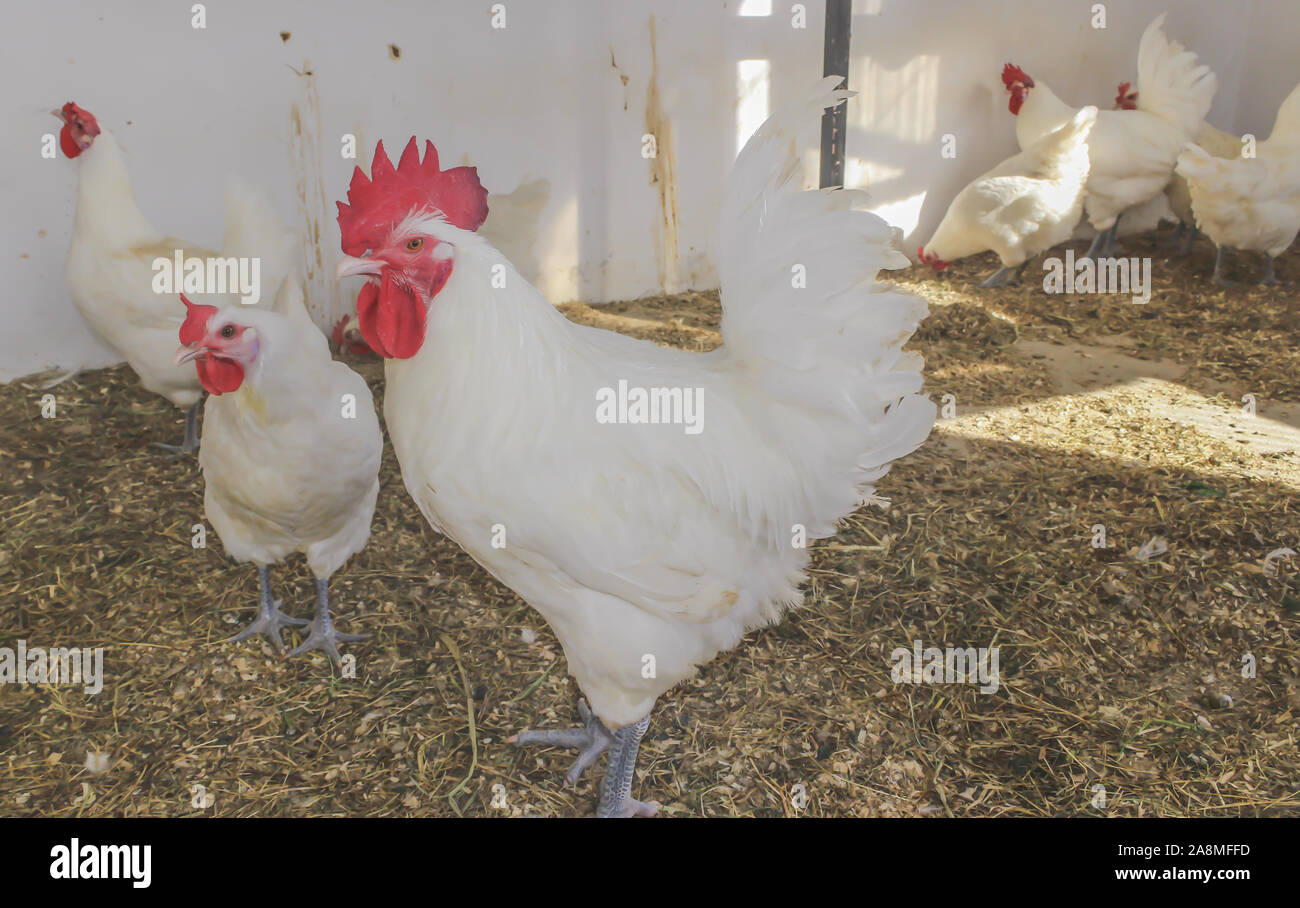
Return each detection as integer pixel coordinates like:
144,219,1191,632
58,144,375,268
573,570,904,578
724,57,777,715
406,238,424,252
220,325,236,339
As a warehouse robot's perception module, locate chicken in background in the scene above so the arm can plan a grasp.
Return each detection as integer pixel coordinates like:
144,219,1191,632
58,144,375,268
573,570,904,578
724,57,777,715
919,106,1097,286
1114,81,1140,111
176,277,381,663
330,311,376,359
58,102,295,452
1114,81,1243,256
1176,82,1300,286
1165,124,1241,256
1005,14,1217,260
333,80,934,816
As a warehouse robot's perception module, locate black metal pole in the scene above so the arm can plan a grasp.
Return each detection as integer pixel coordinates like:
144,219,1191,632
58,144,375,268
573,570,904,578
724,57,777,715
820,0,852,188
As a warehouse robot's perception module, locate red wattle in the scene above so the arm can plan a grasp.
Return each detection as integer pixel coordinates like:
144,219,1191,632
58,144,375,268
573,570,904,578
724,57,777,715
59,125,83,158
195,356,245,394
357,269,430,360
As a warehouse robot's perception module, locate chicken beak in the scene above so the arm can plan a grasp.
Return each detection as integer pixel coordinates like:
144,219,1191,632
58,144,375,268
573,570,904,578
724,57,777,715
50,109,65,121
336,256,382,280
174,344,205,367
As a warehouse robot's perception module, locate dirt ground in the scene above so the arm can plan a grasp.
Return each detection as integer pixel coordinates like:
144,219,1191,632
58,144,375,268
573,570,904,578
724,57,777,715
1,227,1297,817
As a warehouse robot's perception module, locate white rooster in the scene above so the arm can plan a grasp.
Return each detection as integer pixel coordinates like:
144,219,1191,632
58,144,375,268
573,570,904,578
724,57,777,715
1176,82,1300,286
59,102,294,452
918,106,1097,286
1005,14,1217,260
333,80,935,816
175,278,381,662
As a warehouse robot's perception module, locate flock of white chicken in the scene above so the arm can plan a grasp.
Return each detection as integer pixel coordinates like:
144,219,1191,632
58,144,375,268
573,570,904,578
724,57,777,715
919,14,1300,288
54,78,933,817
50,11,1292,818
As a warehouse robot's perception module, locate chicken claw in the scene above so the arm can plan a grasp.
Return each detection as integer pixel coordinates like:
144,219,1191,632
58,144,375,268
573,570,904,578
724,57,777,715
509,698,613,787
510,702,659,817
229,565,307,651
978,264,1023,288
288,578,368,666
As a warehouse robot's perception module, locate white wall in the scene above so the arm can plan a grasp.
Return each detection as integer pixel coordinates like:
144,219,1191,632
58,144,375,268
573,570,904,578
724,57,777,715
6,0,1296,381
2,0,826,380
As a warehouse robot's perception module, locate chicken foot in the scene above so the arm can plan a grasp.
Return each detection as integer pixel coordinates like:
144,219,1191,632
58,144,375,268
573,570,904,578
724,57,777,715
509,700,660,816
229,564,308,651
288,578,368,665
508,698,613,787
151,395,204,455
978,263,1025,288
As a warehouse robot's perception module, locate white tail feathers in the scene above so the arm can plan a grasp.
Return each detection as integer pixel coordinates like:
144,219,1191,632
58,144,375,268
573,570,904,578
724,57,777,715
221,177,296,298
1264,82,1300,151
718,77,927,379
1052,105,1099,147
1135,13,1217,137
1029,104,1097,177
270,273,329,356
718,76,934,499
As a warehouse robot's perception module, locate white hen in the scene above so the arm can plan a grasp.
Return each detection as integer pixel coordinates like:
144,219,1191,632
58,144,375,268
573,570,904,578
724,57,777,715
178,277,382,663
333,79,934,816
1005,14,1216,259
1176,82,1300,285
1166,122,1242,253
919,106,1096,286
60,102,294,452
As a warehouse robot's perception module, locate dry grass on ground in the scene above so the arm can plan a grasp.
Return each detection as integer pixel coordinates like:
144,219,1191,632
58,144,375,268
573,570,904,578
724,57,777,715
1,228,1298,816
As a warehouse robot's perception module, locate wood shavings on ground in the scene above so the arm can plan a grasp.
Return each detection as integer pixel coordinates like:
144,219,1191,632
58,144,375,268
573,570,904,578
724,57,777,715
0,230,1296,816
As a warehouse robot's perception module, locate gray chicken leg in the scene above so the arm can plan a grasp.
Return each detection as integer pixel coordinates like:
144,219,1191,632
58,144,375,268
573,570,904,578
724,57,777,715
151,396,203,455
1101,217,1123,258
1259,253,1280,285
1213,245,1235,287
979,263,1024,288
596,715,658,817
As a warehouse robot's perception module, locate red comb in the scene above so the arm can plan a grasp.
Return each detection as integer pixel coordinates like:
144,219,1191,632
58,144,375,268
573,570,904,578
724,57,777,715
336,137,489,256
60,101,101,136
917,246,949,271
1001,63,1032,88
179,294,217,345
